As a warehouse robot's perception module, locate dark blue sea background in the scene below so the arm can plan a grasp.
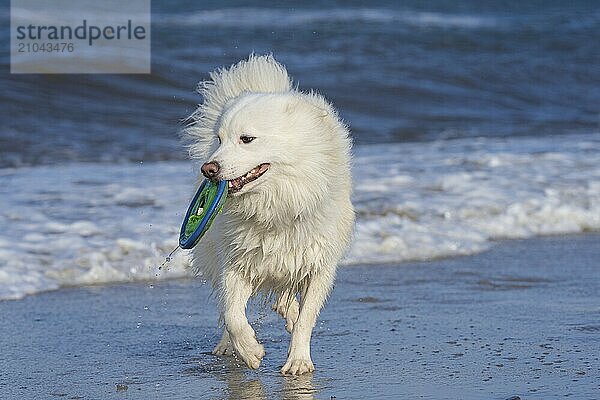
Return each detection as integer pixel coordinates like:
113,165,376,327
0,0,598,167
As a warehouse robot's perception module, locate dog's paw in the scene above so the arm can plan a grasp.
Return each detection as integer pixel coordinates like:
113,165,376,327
281,358,314,375
230,331,265,369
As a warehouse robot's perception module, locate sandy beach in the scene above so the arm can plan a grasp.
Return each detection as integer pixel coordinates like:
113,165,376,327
2,233,598,400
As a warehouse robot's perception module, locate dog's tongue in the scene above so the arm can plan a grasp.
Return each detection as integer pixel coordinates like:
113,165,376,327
227,163,270,193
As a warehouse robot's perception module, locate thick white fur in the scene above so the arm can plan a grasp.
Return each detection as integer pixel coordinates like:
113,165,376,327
184,55,354,375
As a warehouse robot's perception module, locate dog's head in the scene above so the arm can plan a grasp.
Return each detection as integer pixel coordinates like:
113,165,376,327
194,90,351,224
184,59,351,224
200,93,282,195
201,92,343,199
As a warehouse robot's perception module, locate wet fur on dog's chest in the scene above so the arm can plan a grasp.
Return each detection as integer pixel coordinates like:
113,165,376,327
223,217,326,289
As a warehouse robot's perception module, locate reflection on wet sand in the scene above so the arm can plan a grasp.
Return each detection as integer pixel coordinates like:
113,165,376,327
219,358,266,400
184,353,317,400
279,374,317,400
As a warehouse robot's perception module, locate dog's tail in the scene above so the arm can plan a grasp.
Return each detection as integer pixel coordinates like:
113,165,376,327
184,54,292,160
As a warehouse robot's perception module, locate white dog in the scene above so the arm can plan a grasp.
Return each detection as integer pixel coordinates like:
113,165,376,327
184,55,354,375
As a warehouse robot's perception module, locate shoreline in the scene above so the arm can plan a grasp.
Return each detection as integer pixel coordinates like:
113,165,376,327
1,233,599,399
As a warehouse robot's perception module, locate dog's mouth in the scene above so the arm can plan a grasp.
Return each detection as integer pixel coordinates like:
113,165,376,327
227,163,270,194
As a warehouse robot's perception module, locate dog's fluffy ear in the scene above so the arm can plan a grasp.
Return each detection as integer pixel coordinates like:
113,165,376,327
183,54,293,160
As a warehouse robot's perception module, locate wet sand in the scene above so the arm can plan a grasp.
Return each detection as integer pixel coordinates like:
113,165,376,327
1,234,599,399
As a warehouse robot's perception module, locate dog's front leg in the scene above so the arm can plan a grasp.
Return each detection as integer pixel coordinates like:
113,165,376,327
281,270,335,375
221,270,265,369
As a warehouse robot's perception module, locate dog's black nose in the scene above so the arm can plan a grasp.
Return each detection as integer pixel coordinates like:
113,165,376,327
201,161,220,179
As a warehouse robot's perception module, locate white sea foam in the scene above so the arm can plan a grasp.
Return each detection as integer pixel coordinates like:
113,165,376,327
1,134,599,300
348,135,600,264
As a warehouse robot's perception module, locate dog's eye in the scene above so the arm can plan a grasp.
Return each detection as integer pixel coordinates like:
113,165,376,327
240,135,256,144
216,136,222,144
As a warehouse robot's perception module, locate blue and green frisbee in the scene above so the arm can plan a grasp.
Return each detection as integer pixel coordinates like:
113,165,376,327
179,179,227,249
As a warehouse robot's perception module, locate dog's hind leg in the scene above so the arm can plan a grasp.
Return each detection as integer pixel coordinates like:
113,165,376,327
212,328,234,356
281,270,335,375
221,270,265,369
272,290,300,333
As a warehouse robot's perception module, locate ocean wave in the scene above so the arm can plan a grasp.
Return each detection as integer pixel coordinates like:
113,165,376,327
154,8,498,29
1,133,599,300
347,136,600,264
